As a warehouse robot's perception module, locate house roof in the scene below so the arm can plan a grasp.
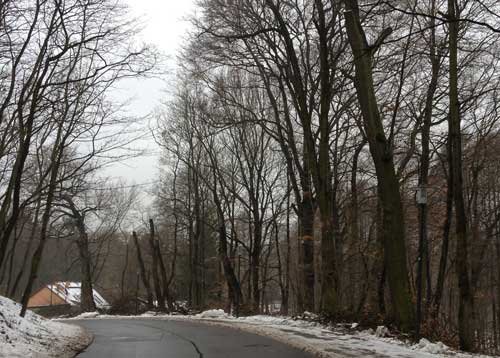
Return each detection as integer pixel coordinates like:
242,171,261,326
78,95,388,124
48,281,109,308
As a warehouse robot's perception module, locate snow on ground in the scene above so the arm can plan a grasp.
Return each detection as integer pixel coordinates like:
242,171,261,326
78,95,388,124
63,309,495,358
0,295,92,358
194,308,230,319
72,311,100,319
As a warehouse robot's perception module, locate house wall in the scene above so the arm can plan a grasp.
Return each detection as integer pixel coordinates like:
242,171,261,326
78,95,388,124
27,287,66,307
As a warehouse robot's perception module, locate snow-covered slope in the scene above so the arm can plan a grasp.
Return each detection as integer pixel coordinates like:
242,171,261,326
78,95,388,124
0,295,91,358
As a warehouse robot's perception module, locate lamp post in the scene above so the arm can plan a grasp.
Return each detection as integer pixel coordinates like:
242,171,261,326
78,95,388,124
416,184,427,339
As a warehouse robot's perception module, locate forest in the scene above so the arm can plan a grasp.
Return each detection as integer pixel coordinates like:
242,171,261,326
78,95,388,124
1,0,500,355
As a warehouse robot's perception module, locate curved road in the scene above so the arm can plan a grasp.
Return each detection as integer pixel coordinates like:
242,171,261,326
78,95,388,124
73,318,315,358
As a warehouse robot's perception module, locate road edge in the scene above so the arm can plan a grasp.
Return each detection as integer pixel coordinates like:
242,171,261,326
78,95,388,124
58,322,94,358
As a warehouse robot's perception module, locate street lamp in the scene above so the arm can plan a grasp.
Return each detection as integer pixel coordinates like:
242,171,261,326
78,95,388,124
416,185,427,206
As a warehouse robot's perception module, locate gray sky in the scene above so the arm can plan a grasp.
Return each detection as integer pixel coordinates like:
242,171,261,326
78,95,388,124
106,0,196,189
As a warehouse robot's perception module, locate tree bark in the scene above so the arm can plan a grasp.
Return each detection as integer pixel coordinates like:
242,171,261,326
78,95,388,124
448,0,475,350
343,1,415,331
61,196,96,313
148,219,165,310
132,231,153,309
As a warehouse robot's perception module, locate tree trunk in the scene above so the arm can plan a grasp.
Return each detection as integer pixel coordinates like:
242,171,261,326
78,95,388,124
301,190,315,313
61,196,96,313
121,239,130,299
343,1,415,331
448,0,475,350
76,230,96,312
212,177,243,316
150,219,174,311
251,213,262,313
132,231,153,308
148,219,165,310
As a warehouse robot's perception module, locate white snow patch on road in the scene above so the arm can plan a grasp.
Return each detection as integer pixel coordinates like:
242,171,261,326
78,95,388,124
0,295,91,358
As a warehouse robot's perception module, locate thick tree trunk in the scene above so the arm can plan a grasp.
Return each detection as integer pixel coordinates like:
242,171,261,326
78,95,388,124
73,220,96,313
214,194,243,315
192,178,202,308
61,196,96,313
448,0,475,350
313,0,338,317
148,219,165,310
274,217,289,315
433,161,453,314
149,219,174,312
320,202,337,316
132,231,153,308
301,191,315,313
343,2,415,332
207,162,243,316
251,223,261,313
76,230,96,312
496,228,500,345
120,240,129,299
418,5,439,327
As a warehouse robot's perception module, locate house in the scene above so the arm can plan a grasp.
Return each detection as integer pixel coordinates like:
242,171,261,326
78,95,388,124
27,281,109,317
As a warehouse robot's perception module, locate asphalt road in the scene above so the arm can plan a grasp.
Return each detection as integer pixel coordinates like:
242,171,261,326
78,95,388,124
72,318,315,358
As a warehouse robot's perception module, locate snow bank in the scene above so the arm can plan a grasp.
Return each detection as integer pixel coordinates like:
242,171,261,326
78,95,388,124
0,295,92,358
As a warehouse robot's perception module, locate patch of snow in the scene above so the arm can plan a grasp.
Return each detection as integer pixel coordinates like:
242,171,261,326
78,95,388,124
140,311,159,317
195,309,229,319
351,322,359,329
363,328,375,335
0,295,91,358
73,311,100,319
375,325,390,337
415,338,450,354
301,311,319,320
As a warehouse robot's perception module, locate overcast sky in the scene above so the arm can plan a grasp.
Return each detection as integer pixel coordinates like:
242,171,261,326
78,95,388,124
106,0,196,190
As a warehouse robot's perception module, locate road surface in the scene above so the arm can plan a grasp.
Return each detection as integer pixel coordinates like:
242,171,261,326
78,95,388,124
73,318,315,358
